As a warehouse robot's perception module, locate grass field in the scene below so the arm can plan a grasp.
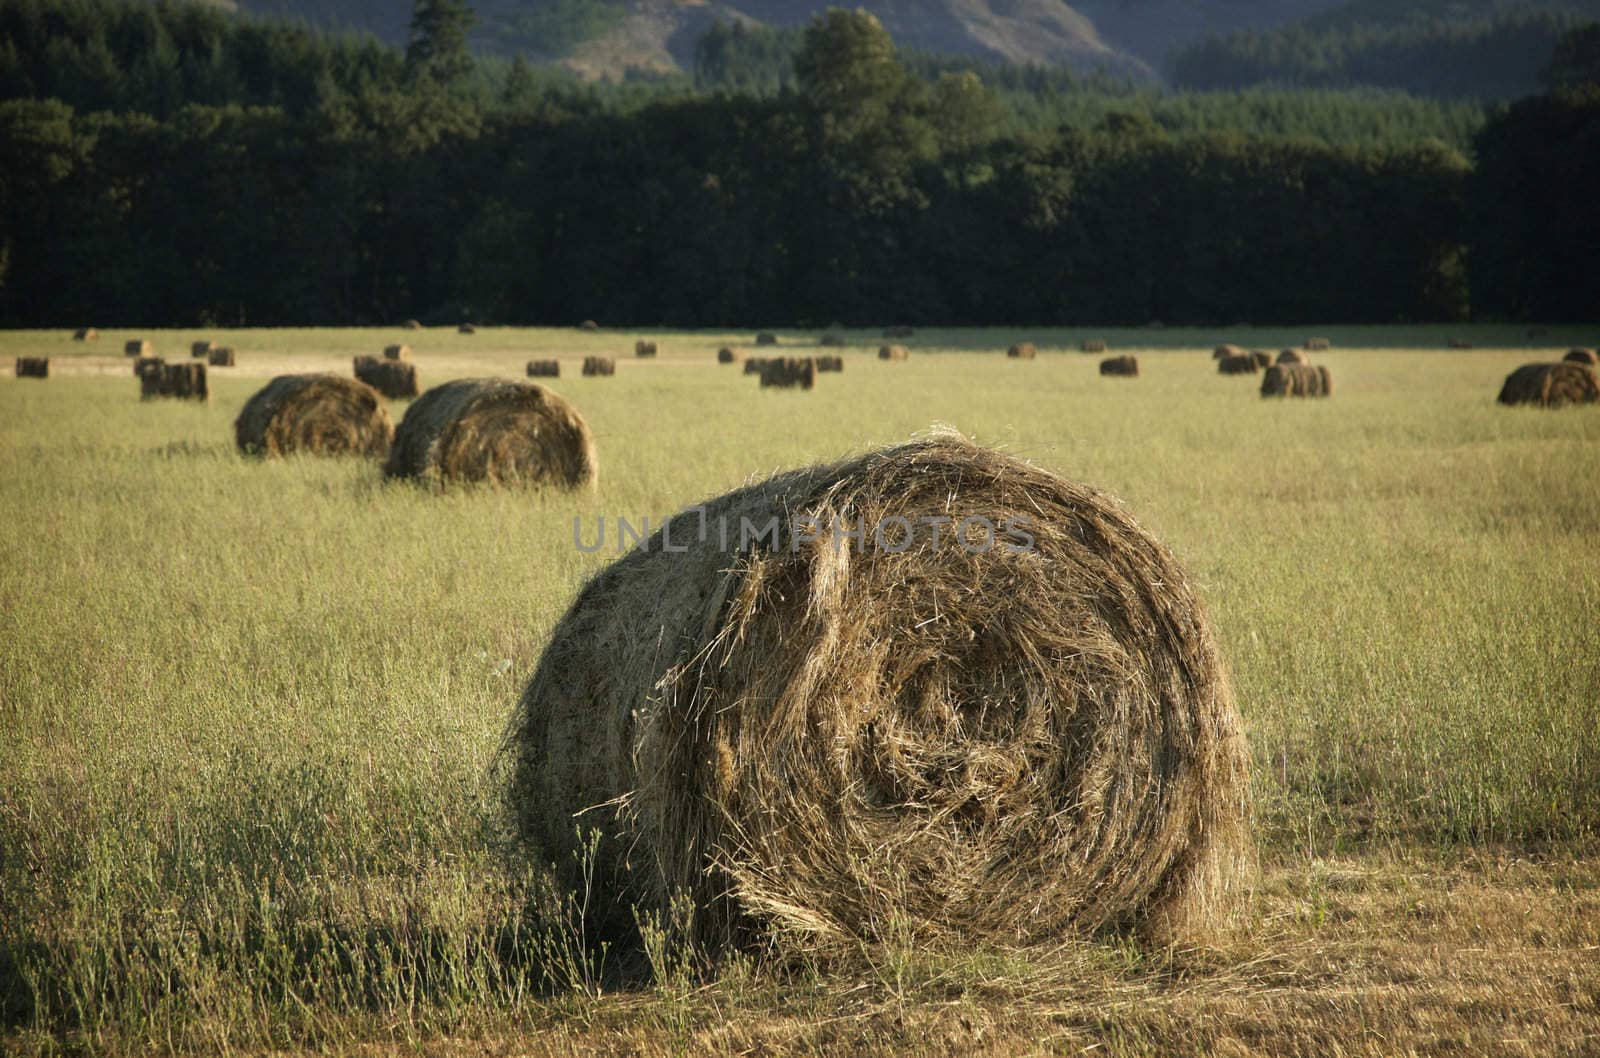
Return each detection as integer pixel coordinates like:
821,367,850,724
2,325,1598,1056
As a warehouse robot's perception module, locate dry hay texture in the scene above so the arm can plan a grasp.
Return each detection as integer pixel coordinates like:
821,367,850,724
134,356,164,379
1008,342,1037,359
1497,362,1600,408
1305,337,1331,351
15,357,49,378
506,435,1253,958
125,339,152,357
208,347,235,367
1564,348,1598,366
145,362,208,400
384,378,597,489
759,357,818,390
1081,339,1108,353
353,356,420,399
755,332,778,346
582,356,615,377
816,355,844,373
1218,354,1259,376
883,325,914,338
74,327,98,341
526,360,561,378
1260,363,1333,398
1212,344,1242,360
384,344,411,361
1099,355,1139,377
820,334,846,347
235,375,394,458
1276,348,1310,365
878,344,909,361
191,340,213,359
635,340,659,358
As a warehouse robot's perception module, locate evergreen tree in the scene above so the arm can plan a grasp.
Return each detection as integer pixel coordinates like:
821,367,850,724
406,0,474,84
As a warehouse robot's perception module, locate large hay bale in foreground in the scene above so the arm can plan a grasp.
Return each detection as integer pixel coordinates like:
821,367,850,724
878,344,909,361
582,356,615,377
191,340,213,359
208,347,235,367
717,347,740,364
385,378,597,488
506,435,1253,955
1497,362,1600,408
1081,339,1108,353
816,355,844,372
1260,363,1332,398
526,360,560,378
1007,342,1037,359
354,356,419,399
1218,354,1259,375
1563,348,1597,366
635,340,658,358
1099,355,1139,377
1213,344,1242,360
15,357,48,378
1276,348,1310,365
125,340,152,357
74,328,98,342
235,375,394,458
384,344,410,361
755,332,777,346
759,357,817,390
146,362,208,401
1305,337,1331,351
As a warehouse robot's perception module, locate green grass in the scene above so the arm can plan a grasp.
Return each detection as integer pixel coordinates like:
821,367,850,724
1,325,1597,1053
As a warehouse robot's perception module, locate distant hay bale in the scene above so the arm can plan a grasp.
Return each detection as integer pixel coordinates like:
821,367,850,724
743,358,768,375
816,355,844,372
353,356,419,399
1007,342,1037,359
1218,354,1259,375
144,362,208,401
403,319,422,330
134,356,164,380
234,375,394,458
384,344,410,361
580,320,599,332
1081,339,1108,353
635,340,659,358
1563,348,1597,366
1448,337,1473,349
1305,338,1331,351
717,347,740,364
582,356,615,377
759,357,817,390
208,347,235,367
385,378,597,489
1260,363,1332,398
15,357,48,379
191,340,213,359
820,334,846,347
526,360,561,378
73,328,98,342
755,333,778,346
883,325,914,338
1276,348,1310,365
459,323,478,335
1250,350,1272,369
505,434,1253,957
1213,344,1242,360
878,344,909,361
125,340,152,358
1497,362,1600,408
1099,355,1139,377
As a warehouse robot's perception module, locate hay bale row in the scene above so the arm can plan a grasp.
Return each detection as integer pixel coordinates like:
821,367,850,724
1099,355,1139,377
755,332,777,346
582,357,615,377
820,334,846,347
759,357,817,390
1081,339,1108,353
717,347,740,364
635,340,659,358
235,375,393,458
143,362,208,401
1007,342,1036,359
134,356,164,379
816,355,844,373
1305,337,1331,351
384,344,410,361
1218,354,1259,375
15,357,48,378
1276,348,1311,365
883,325,914,338
191,340,213,359
354,356,419,399
1563,348,1597,366
507,434,1253,957
1497,362,1600,408
878,344,909,361
384,378,597,488
125,339,152,358
208,347,235,367
1260,363,1332,398
74,328,98,341
526,360,561,378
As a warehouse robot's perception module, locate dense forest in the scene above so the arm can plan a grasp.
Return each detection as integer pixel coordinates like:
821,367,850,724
0,0,1595,327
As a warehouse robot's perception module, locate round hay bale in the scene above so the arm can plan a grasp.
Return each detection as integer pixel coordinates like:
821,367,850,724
820,334,846,348
384,344,411,361
1563,348,1597,366
758,357,817,390
354,356,420,399
816,355,844,373
134,356,163,380
402,319,423,330
125,339,152,358
73,327,98,341
1218,354,1259,376
580,320,600,332
1497,362,1600,408
1249,351,1272,369
1081,339,1108,353
1099,355,1139,377
1276,348,1310,365
384,378,597,488
15,357,49,379
191,340,213,359
755,333,778,346
235,375,394,458
635,340,659,358
526,360,561,378
1260,363,1332,398
1213,344,1242,360
743,357,768,375
1007,342,1037,359
582,356,615,377
459,323,478,335
506,434,1253,956
878,344,909,361
147,362,208,401
717,347,740,364
208,347,235,367
1305,337,1331,351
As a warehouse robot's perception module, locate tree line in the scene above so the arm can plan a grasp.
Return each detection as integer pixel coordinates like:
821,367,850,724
0,3,1594,327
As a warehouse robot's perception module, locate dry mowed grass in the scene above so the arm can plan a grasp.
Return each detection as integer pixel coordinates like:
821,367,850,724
2,325,1598,1056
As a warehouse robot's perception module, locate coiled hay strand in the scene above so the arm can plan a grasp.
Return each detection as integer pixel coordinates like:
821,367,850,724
1099,355,1139,376
235,375,393,458
506,435,1254,957
384,378,596,488
1497,362,1600,408
1260,363,1332,398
